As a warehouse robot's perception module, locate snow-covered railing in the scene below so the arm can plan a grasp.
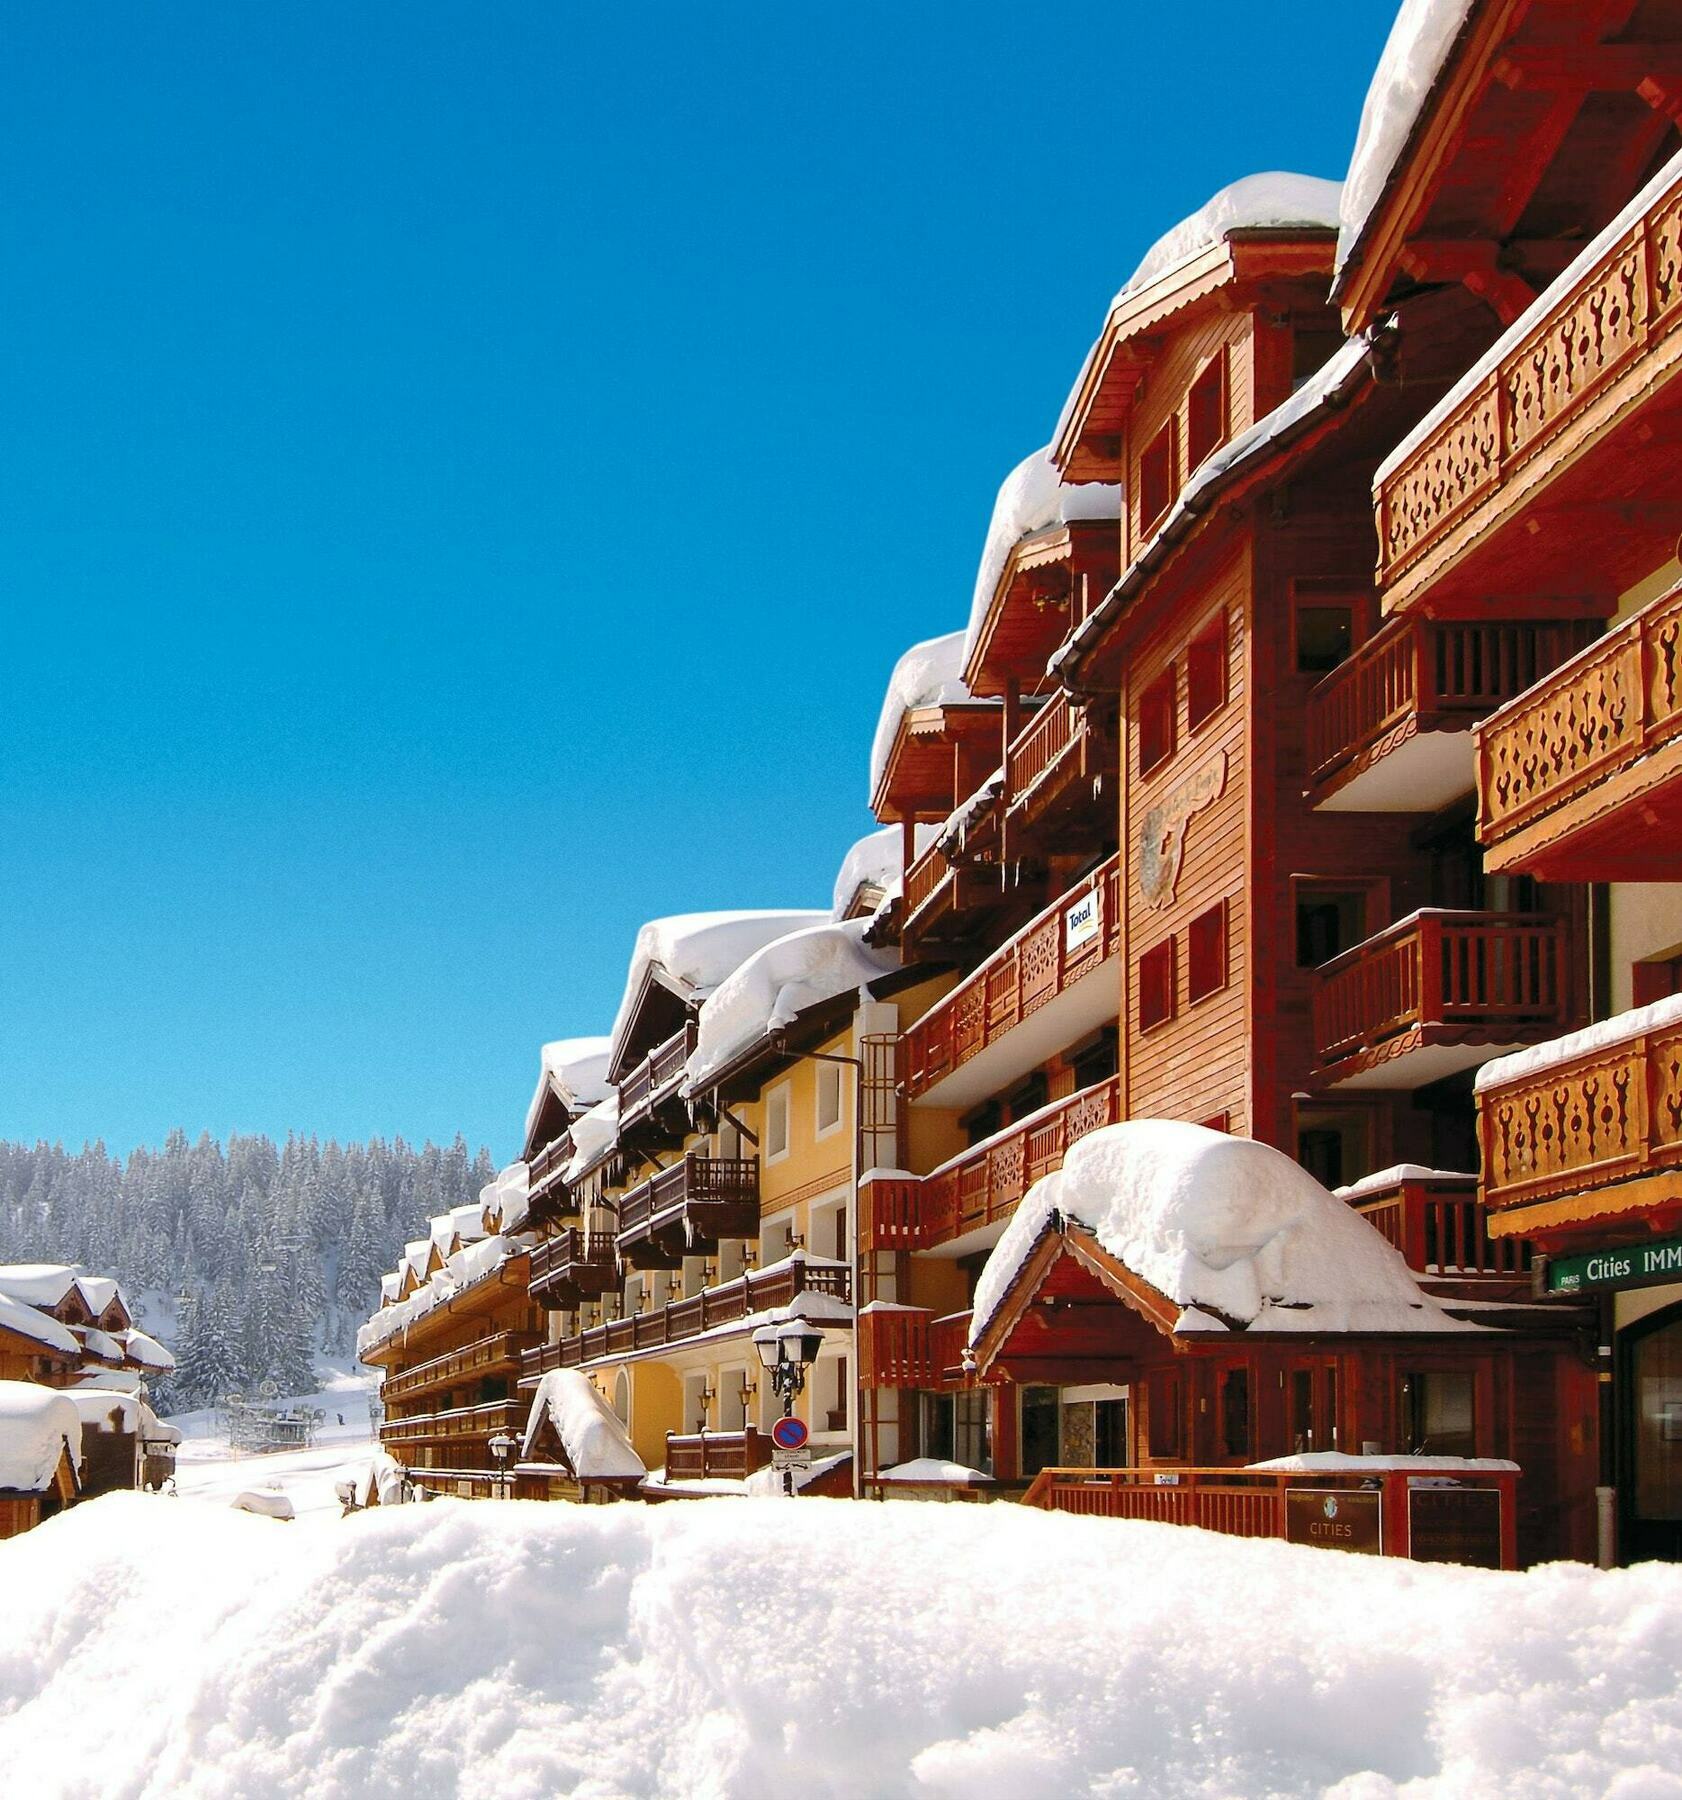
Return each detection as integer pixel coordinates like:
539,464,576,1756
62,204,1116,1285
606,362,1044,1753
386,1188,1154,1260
664,1428,771,1482
859,1307,971,1389
379,1397,526,1448
377,1331,539,1408
617,1022,696,1133
1339,1169,1527,1280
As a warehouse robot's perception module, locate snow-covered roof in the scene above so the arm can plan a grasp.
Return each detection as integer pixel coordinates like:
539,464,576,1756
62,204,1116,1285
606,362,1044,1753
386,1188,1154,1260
74,1275,122,1319
1476,990,1682,1094
0,1289,79,1358
0,1380,80,1493
831,824,937,920
0,1264,80,1310
521,1369,646,1480
1376,141,1682,489
522,1036,614,1147
1249,1451,1519,1474
66,1388,142,1436
970,1120,1474,1347
481,1162,531,1234
868,630,975,805
359,1232,524,1357
379,1273,401,1305
962,447,1121,671
1335,0,1476,290
608,912,828,1074
120,1328,175,1372
1121,172,1343,302
429,1202,487,1259
684,919,899,1093
76,1326,125,1365
563,1093,621,1185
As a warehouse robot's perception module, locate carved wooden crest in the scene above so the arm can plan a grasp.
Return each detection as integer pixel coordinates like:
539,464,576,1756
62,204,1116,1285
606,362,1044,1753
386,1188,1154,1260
1138,750,1226,911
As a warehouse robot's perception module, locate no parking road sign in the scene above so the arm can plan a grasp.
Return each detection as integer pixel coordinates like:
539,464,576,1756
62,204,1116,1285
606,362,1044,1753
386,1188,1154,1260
770,1415,810,1466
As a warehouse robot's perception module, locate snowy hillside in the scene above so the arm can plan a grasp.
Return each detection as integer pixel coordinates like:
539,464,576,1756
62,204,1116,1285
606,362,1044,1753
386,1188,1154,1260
2,1496,1680,1798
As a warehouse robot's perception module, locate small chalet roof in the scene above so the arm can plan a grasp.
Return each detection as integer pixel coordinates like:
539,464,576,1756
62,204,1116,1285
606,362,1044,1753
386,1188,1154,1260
379,1272,401,1305
119,1327,175,1372
0,1289,80,1359
359,1232,523,1358
868,630,996,813
66,1388,143,1436
831,824,937,921
1121,172,1343,302
521,1369,646,1479
74,1275,123,1320
684,919,899,1094
0,1264,80,1311
481,1161,531,1234
522,1036,613,1150
0,1380,81,1494
970,1121,1472,1353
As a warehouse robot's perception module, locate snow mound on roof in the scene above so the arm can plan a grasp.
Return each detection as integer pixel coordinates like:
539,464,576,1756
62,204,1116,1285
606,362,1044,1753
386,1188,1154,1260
1123,172,1342,299
522,1035,613,1145
1476,990,1682,1093
0,1264,79,1310
521,1370,646,1480
971,1120,1467,1343
963,448,1121,668
0,1380,80,1493
564,1092,621,1184
685,920,900,1091
119,1328,175,1372
74,1276,121,1318
66,1389,142,1436
1336,0,1475,285
359,1233,522,1358
4,1495,1681,1795
868,630,973,804
480,1161,531,1233
0,1290,79,1358
831,824,938,919
879,1457,993,1483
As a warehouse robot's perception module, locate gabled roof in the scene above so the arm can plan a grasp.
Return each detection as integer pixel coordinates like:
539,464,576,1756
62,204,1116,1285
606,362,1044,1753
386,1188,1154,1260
831,824,938,921
520,1369,646,1480
868,631,1002,823
0,1291,80,1360
0,1264,80,1311
0,1381,82,1496
522,1036,613,1158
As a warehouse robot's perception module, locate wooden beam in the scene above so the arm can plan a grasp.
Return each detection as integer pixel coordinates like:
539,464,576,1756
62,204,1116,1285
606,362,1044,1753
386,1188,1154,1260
1397,239,1538,325
1494,44,1682,92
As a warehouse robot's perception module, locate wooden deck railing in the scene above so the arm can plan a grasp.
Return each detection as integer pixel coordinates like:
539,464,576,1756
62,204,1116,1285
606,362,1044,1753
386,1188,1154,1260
520,1255,849,1383
1346,1173,1529,1278
378,1331,537,1407
904,856,1122,1097
380,1398,525,1447
858,1307,972,1388
526,1131,575,1210
1376,164,1682,591
1479,1006,1682,1213
903,837,955,922
617,1154,758,1245
1307,616,1599,794
618,1021,696,1129
665,1428,771,1481
1312,911,1571,1070
1007,690,1078,797
529,1226,618,1305
1478,585,1682,851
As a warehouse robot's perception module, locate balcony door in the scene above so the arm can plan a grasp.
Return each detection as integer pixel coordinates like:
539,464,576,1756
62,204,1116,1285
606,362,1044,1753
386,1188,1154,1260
1623,1303,1682,1562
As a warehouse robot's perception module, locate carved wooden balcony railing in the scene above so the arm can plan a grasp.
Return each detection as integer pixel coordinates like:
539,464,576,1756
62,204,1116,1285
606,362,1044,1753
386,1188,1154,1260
902,837,956,922
616,1154,759,1269
859,1306,972,1388
519,1254,849,1384
1478,1006,1682,1231
379,1397,525,1448
378,1330,539,1408
1311,911,1573,1084
860,1076,1121,1253
664,1428,771,1482
1344,1171,1529,1281
1477,587,1682,874
903,856,1122,1099
1306,615,1599,806
1376,167,1682,597
529,1226,619,1310
526,1130,575,1223
618,1021,696,1140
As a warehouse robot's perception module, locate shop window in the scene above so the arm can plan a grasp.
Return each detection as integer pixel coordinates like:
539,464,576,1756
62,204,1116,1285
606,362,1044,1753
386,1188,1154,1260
1220,1368,1251,1459
1187,353,1227,470
1289,1363,1338,1453
1140,939,1177,1032
1147,1371,1182,1458
1296,599,1355,674
815,1060,843,1137
922,1392,953,1462
1404,1370,1477,1457
1139,418,1177,534
953,1390,991,1474
1635,952,1682,1007
1094,1396,1129,1464
1295,883,1368,967
1020,1386,1061,1479
1188,901,1228,1003
1139,667,1176,775
1186,613,1227,731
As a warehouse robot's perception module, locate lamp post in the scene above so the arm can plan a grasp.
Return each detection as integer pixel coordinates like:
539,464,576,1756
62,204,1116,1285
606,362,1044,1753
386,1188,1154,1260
753,1318,824,1497
488,1430,519,1502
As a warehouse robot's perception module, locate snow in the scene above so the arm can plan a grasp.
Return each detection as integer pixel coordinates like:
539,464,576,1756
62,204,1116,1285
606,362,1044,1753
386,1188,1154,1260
358,1233,523,1358
830,823,937,919
563,1091,621,1183
0,1262,80,1310
0,1289,79,1358
878,1458,993,1484
1249,1452,1520,1474
0,1381,80,1493
65,1389,142,1435
480,1161,530,1234
1336,0,1476,288
75,1326,125,1364
520,1370,646,1480
962,447,1121,671
867,629,976,803
118,1327,174,1371
1476,988,1682,1093
521,1034,613,1146
684,918,899,1091
1335,1163,1476,1200
377,1272,400,1305
230,1487,296,1521
5,1497,1682,1796
1121,172,1343,301
73,1275,121,1318
971,1120,1472,1346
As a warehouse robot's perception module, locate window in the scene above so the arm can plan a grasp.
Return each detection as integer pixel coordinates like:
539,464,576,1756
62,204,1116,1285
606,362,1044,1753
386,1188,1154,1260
815,1061,843,1137
962,1099,1003,1148
1070,1027,1119,1090
1297,601,1355,674
1635,952,1682,1007
1220,1368,1251,1459
765,1084,790,1161
1200,1111,1230,1133
1187,353,1227,469
1295,1103,1372,1191
1186,613,1227,730
1292,326,1344,391
1139,666,1176,775
1140,938,1176,1032
1021,1386,1061,1479
1138,418,1177,534
1147,1371,1182,1458
1289,1363,1338,1454
1006,1071,1049,1124
1404,1370,1477,1457
953,1390,991,1473
1188,901,1227,1003
1295,884,1368,967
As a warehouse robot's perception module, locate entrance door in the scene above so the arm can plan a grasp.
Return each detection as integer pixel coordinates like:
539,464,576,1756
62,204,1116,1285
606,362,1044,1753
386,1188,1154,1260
1624,1304,1682,1561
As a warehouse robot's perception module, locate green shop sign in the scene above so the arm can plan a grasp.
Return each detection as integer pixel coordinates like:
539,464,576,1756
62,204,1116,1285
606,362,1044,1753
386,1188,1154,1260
1546,1236,1682,1295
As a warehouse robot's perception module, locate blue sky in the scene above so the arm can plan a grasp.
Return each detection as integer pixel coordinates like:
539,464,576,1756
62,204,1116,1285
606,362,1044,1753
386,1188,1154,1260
0,3,1397,1163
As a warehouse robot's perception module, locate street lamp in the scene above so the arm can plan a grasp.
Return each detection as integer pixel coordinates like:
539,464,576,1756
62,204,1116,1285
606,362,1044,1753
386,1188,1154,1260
753,1319,825,1496
488,1431,520,1501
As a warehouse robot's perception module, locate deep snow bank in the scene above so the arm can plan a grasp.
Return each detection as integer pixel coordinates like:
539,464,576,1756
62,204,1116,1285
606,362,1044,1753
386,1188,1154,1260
3,1495,1681,1800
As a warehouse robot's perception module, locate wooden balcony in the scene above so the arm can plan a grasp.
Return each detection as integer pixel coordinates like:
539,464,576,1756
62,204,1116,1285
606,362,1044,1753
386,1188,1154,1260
860,1076,1121,1253
379,1397,525,1450
519,1254,849,1384
897,797,1008,959
526,1130,575,1226
529,1227,618,1310
1306,616,1598,812
1478,587,1682,880
616,1154,759,1269
1478,1003,1682,1241
664,1428,771,1482
859,1307,971,1388
1004,691,1115,841
1311,911,1576,1090
903,856,1121,1107
1376,163,1682,615
618,1021,695,1142
377,1331,538,1408
1342,1170,1529,1290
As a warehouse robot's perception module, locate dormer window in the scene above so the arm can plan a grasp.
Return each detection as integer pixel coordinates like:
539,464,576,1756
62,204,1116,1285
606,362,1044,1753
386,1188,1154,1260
1138,419,1177,536
1187,353,1227,471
